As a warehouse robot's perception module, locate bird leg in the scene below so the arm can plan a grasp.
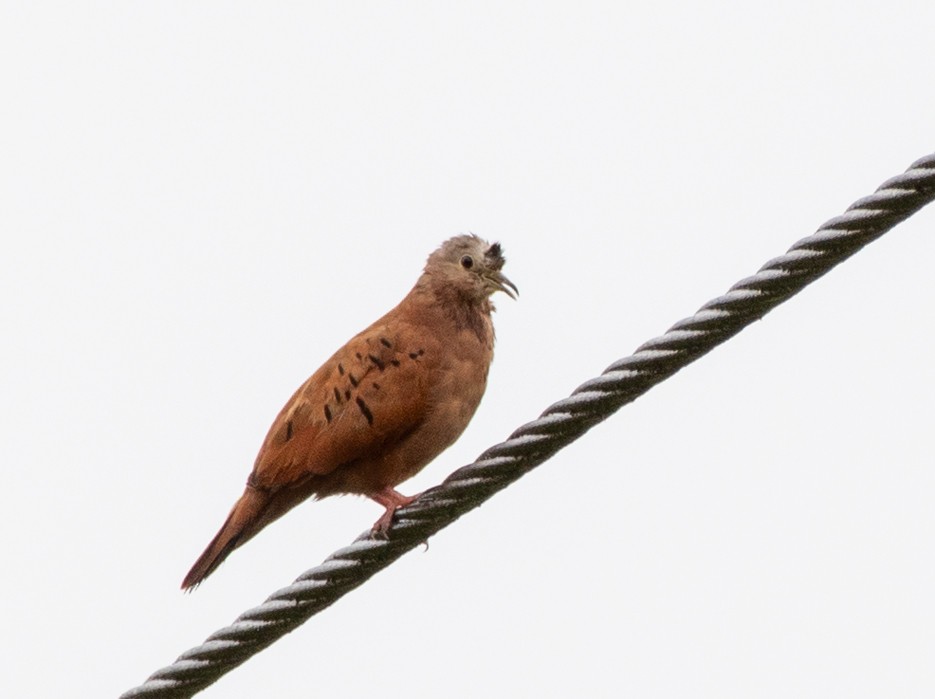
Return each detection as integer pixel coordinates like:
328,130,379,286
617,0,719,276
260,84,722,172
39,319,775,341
369,487,419,537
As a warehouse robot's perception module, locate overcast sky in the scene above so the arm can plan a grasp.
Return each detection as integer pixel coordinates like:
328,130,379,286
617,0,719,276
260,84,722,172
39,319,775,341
3,3,935,698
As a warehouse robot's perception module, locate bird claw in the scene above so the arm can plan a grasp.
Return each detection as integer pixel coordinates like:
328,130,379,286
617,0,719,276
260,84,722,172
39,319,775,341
370,509,397,539
369,512,431,551
368,488,420,538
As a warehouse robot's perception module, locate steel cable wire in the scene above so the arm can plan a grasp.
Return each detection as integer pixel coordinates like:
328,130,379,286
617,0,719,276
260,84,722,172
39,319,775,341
121,153,935,699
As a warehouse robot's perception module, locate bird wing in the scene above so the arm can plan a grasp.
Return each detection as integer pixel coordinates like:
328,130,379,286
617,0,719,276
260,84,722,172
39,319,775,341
248,321,434,492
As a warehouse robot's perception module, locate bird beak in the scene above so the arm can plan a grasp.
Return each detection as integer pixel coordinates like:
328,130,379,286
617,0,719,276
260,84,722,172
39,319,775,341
486,271,519,300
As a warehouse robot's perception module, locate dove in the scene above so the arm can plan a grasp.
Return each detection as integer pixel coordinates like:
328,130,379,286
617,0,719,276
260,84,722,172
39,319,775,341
181,235,516,589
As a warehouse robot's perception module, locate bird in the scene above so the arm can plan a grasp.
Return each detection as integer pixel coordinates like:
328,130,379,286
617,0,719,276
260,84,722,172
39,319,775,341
181,235,517,590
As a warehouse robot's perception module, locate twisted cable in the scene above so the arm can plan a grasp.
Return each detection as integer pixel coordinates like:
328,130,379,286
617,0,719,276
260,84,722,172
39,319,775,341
121,153,935,698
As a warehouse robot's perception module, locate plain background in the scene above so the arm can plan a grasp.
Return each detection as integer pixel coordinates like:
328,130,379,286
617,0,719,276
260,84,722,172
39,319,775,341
2,3,934,697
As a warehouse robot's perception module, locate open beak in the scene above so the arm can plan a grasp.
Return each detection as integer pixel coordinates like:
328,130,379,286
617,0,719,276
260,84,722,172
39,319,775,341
487,271,519,300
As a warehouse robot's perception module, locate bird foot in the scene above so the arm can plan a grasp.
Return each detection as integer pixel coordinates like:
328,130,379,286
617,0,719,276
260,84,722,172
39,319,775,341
368,488,419,538
370,509,397,539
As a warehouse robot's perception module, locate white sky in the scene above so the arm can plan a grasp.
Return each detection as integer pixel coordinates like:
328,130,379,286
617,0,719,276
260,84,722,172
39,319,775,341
2,3,935,698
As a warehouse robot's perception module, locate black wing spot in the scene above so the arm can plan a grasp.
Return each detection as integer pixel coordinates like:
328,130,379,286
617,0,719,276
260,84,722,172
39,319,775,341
348,372,359,387
333,387,342,403
355,352,363,360
345,389,351,400
409,348,425,360
324,405,332,423
372,382,380,390
390,359,400,367
368,354,385,371
380,337,392,348
355,397,374,426
338,363,345,375
285,421,294,441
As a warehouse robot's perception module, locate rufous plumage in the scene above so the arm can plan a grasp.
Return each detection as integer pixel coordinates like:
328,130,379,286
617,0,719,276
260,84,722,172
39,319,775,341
181,235,516,589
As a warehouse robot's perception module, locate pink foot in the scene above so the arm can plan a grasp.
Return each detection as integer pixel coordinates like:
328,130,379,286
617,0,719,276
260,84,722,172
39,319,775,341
368,487,419,537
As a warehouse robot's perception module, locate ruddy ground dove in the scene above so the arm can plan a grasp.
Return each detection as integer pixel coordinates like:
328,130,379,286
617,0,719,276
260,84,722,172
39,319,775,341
181,235,517,589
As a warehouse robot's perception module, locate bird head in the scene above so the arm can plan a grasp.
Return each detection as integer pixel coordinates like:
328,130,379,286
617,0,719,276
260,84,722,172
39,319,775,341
425,234,518,302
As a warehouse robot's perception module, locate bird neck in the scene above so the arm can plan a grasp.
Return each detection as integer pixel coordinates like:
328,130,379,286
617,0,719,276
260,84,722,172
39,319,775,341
411,276,495,347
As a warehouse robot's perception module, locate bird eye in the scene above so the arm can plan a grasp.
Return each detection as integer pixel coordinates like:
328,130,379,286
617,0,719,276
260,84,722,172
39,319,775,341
460,255,474,269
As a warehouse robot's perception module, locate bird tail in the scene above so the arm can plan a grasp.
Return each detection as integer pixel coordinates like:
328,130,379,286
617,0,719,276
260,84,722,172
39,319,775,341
181,486,271,590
